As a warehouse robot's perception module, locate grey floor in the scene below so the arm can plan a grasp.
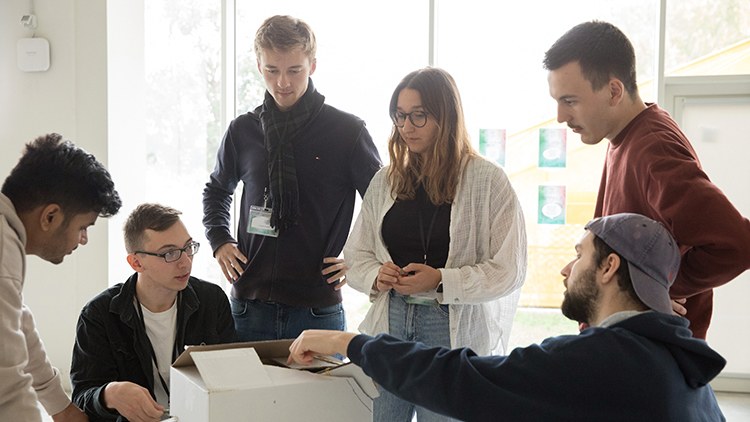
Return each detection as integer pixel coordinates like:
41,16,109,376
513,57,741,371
716,392,750,421
40,392,750,421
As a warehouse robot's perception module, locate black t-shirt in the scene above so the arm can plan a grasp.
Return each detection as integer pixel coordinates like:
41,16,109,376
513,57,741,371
381,185,451,269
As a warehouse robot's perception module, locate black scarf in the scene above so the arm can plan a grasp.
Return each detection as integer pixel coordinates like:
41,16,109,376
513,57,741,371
259,78,325,232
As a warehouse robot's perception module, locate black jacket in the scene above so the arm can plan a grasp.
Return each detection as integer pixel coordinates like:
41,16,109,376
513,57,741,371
202,95,382,308
70,273,235,421
349,312,726,421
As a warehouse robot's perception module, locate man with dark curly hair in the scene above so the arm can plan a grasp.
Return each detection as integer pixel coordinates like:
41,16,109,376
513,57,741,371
0,133,121,421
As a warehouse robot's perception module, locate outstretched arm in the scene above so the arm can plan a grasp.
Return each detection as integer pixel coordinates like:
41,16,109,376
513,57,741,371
288,330,356,365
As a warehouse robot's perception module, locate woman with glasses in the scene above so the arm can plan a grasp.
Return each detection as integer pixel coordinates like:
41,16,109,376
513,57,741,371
70,203,235,422
344,67,527,422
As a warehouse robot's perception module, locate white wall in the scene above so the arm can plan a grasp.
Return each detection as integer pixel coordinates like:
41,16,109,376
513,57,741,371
682,98,750,375
1,0,112,392
665,79,750,389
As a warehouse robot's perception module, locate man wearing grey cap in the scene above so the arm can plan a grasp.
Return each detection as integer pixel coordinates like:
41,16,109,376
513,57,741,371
288,213,726,421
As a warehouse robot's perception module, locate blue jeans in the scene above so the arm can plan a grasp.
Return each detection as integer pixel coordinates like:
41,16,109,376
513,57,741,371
374,292,458,422
230,297,346,341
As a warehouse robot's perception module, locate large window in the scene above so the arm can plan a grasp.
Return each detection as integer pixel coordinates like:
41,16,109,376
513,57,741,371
133,0,750,350
141,0,223,285
235,0,429,156
665,0,750,76
138,0,430,328
233,0,430,330
435,0,659,345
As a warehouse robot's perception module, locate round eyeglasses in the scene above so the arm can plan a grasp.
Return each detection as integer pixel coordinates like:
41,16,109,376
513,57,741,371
392,110,429,128
135,241,200,263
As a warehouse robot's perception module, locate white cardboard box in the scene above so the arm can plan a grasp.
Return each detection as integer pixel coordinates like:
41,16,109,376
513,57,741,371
170,340,378,422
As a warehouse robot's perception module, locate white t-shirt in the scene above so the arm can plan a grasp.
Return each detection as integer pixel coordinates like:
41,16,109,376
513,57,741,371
141,301,177,408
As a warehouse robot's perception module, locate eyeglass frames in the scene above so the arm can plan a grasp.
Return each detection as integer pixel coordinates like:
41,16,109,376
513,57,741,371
135,241,200,263
392,110,429,128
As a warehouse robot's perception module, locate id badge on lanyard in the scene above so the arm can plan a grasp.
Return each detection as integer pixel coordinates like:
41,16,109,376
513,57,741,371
247,205,279,237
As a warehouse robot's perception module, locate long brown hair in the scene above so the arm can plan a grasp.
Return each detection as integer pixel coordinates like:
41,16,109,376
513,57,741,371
387,67,477,205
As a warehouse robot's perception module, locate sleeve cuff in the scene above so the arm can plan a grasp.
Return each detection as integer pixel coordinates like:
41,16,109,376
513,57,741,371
437,268,460,304
346,334,373,365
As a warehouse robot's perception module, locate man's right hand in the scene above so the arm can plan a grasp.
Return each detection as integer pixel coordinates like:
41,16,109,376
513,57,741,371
288,330,356,366
103,381,164,422
215,243,248,282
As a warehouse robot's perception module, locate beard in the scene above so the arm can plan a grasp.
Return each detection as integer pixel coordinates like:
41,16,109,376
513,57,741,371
561,265,599,325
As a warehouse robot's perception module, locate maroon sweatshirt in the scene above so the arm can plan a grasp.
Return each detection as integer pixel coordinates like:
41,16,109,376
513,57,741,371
595,103,750,339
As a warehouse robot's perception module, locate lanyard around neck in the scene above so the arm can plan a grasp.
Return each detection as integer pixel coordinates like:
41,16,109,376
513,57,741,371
417,188,441,265
134,291,182,398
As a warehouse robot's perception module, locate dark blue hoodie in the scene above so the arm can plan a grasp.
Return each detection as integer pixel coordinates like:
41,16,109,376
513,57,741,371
348,312,726,421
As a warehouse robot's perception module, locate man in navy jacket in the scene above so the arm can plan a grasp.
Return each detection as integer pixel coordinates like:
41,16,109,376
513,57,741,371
289,213,726,421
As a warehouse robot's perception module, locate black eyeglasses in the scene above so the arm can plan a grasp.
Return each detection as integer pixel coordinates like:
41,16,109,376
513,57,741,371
392,110,429,128
135,241,200,263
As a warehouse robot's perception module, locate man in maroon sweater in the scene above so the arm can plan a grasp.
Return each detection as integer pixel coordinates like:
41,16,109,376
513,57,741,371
543,20,750,339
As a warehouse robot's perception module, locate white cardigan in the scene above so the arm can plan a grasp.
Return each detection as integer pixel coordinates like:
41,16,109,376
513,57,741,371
344,157,527,355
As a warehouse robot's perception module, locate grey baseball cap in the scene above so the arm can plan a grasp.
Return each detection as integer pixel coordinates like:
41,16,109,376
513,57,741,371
585,213,681,314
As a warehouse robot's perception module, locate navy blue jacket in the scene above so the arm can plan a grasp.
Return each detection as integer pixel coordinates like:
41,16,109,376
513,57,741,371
203,98,381,307
348,312,726,421
70,274,235,421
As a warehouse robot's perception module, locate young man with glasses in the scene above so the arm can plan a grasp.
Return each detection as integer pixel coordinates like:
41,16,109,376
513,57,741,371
70,203,235,422
203,15,382,341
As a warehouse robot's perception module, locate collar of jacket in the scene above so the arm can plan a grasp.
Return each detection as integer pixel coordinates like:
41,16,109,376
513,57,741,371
109,272,201,325
108,272,201,389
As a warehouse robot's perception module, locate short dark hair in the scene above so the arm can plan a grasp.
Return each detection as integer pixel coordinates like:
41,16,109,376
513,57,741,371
543,20,638,96
592,234,645,307
2,133,121,218
124,203,182,253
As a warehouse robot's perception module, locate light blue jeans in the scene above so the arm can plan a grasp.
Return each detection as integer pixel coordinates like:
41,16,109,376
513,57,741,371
230,297,345,341
374,291,459,422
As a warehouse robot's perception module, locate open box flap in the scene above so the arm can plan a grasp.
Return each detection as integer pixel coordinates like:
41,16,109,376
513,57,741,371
190,347,272,391
173,339,294,368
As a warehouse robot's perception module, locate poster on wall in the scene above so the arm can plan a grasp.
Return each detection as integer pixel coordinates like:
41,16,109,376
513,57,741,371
538,185,566,225
479,128,506,167
538,128,567,168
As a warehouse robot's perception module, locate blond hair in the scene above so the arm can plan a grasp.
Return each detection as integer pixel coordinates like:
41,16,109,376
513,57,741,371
254,15,316,60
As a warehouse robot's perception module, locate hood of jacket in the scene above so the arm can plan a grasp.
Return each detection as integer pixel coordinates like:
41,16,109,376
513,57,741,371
0,193,26,247
610,311,726,388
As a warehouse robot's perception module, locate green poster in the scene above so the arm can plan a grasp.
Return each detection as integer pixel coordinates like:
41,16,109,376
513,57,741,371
479,128,506,167
538,128,567,168
538,185,566,225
